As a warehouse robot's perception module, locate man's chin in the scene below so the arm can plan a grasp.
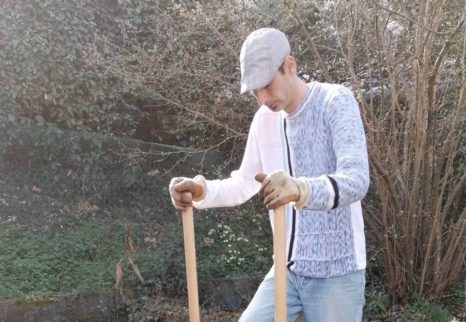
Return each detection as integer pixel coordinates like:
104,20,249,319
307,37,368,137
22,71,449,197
267,105,282,112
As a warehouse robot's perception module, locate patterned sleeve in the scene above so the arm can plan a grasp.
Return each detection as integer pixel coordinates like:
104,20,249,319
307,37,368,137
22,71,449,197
304,87,369,210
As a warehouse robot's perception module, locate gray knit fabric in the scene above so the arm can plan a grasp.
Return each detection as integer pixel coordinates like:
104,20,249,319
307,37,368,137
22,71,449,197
284,82,369,277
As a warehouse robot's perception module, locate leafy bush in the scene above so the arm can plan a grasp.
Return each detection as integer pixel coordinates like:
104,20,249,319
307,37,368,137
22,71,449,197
0,0,142,136
401,299,453,322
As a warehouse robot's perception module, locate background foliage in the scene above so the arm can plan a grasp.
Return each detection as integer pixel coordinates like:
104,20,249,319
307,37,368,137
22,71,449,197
0,0,465,320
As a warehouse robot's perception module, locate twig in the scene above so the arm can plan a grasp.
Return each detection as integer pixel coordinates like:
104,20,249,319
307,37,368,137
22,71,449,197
284,0,333,82
371,0,452,36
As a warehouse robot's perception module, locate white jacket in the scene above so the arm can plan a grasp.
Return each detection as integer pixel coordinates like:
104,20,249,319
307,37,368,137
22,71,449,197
194,82,369,277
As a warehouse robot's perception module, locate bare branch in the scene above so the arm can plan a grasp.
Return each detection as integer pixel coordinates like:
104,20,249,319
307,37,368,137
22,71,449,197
371,0,451,36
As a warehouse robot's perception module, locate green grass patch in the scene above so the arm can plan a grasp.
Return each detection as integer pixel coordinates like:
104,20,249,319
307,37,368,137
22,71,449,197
0,220,125,298
0,206,273,300
401,298,453,322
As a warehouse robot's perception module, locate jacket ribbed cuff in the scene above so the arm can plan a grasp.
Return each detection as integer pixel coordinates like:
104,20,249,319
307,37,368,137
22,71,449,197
192,175,207,202
293,177,310,209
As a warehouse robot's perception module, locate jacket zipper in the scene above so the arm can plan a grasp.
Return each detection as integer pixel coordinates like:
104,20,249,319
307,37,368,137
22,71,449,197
283,119,296,268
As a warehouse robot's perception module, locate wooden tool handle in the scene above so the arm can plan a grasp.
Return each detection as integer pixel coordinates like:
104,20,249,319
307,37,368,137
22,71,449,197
274,205,287,322
182,206,200,322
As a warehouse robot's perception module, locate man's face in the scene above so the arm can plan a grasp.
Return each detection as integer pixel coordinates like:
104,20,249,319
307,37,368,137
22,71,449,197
251,59,295,113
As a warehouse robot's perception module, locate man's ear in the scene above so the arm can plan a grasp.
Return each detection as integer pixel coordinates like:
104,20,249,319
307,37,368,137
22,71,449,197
284,55,297,74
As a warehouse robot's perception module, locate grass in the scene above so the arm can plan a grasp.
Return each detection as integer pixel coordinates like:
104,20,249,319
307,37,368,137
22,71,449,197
400,299,454,322
0,203,273,300
0,221,463,321
0,220,123,298
0,191,462,321
363,282,463,321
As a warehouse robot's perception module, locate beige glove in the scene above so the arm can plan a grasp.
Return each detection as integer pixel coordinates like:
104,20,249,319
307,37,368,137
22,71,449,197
168,175,206,211
255,170,310,210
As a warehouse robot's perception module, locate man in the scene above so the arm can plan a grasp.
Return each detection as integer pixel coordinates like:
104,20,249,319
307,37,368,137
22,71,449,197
169,28,369,322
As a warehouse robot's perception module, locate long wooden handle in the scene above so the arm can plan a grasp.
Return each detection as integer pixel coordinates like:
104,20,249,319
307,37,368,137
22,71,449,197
182,206,200,322
274,205,287,322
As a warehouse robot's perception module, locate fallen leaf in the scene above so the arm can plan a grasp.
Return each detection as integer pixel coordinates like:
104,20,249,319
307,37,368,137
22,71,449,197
128,256,144,283
124,225,135,253
114,259,123,288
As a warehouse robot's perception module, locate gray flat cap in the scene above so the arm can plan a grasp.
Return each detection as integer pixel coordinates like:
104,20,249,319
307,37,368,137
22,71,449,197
239,28,291,94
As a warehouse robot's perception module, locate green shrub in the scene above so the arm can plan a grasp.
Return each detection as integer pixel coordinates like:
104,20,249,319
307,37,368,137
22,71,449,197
401,299,453,322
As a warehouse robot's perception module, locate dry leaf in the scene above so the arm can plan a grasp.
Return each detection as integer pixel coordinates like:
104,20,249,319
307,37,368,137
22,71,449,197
124,225,135,253
128,256,144,284
114,259,123,288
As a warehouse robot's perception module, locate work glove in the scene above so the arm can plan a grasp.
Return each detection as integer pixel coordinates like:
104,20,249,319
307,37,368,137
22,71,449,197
255,170,309,210
169,175,206,211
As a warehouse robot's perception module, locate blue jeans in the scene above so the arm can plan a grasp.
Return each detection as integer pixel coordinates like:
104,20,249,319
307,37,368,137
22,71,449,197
239,267,365,322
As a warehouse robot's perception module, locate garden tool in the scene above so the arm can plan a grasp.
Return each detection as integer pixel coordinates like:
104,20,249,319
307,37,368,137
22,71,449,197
181,204,287,322
274,205,287,322
182,205,200,322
